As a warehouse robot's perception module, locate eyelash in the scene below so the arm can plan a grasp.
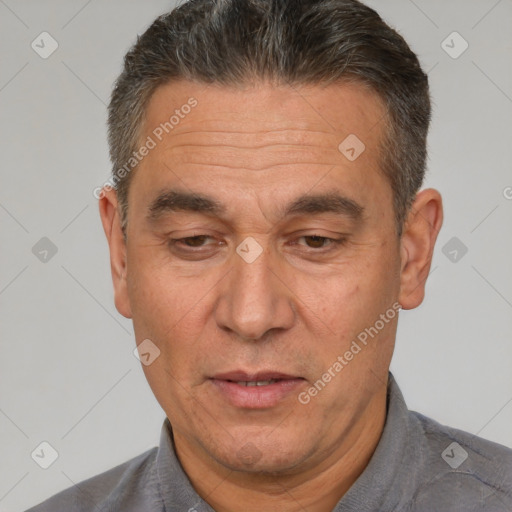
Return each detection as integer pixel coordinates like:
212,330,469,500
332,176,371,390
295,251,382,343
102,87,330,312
168,234,347,253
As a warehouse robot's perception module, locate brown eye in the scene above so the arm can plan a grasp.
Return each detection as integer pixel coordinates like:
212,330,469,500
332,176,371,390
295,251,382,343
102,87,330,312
292,235,347,253
168,235,215,251
303,235,329,248
180,235,209,247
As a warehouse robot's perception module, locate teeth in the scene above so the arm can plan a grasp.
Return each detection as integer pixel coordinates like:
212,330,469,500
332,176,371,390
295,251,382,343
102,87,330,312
236,379,278,386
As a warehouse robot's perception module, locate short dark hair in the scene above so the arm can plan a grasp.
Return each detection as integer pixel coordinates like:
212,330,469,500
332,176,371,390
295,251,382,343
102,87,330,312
107,0,431,237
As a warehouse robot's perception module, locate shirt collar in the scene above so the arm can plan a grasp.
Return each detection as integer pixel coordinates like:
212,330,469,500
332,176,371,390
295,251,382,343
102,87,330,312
332,371,415,511
155,417,215,512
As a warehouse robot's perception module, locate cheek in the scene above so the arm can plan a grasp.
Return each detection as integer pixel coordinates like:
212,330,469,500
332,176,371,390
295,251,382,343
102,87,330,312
309,245,399,345
126,254,224,385
127,253,207,336
130,265,212,421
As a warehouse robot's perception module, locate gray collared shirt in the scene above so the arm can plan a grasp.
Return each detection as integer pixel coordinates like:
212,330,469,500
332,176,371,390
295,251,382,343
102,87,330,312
26,373,512,511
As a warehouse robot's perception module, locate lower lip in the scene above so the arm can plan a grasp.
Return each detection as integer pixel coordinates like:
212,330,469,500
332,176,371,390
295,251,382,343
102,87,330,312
210,379,304,409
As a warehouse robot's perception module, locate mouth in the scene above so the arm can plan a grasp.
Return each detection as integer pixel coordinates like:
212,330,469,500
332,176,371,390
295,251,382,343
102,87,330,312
232,379,281,387
209,371,305,409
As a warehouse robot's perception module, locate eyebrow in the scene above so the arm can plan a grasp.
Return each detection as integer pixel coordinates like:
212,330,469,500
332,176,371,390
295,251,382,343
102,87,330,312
147,189,364,223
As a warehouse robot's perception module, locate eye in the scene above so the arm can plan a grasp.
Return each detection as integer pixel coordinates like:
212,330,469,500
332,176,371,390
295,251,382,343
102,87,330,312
176,235,210,247
169,235,216,249
294,235,346,250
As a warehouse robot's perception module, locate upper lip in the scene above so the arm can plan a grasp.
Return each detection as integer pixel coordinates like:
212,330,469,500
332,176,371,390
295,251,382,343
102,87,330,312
211,371,302,382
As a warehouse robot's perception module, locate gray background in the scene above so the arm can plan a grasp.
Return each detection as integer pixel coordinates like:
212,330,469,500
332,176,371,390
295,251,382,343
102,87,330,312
1,0,511,510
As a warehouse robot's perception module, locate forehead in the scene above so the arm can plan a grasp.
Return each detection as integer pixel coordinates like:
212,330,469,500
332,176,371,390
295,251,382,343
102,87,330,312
127,79,391,225
143,79,386,141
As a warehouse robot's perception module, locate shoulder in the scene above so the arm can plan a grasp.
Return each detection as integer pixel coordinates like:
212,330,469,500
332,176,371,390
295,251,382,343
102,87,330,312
408,410,512,511
25,447,159,512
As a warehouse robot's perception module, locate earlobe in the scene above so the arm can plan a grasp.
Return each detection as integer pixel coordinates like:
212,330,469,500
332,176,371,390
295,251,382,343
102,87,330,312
98,187,133,319
398,188,443,310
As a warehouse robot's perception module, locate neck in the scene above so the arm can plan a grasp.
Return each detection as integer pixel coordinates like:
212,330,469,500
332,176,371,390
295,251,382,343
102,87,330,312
173,388,387,512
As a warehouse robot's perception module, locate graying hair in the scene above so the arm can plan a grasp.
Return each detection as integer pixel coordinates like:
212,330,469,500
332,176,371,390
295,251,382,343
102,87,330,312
107,0,431,237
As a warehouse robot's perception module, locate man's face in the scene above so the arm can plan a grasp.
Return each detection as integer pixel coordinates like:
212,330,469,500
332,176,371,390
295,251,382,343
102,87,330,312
111,80,405,473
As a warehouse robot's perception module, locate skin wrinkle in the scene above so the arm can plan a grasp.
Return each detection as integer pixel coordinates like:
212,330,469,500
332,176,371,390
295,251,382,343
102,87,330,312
169,142,328,148
161,136,345,170
161,161,338,171
163,127,335,136
160,132,338,150
99,79,442,512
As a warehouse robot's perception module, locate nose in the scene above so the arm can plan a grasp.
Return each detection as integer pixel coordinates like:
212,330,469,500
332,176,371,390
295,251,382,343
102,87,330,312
214,241,295,341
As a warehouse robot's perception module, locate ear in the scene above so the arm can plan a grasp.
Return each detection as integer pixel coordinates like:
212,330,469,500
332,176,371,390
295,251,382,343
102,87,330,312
98,187,132,319
398,188,443,310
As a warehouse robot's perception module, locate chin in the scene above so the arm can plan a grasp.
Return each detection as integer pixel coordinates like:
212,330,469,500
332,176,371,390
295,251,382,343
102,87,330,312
208,436,313,475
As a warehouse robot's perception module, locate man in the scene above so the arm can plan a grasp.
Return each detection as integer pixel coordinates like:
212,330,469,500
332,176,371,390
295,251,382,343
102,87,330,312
27,0,512,510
